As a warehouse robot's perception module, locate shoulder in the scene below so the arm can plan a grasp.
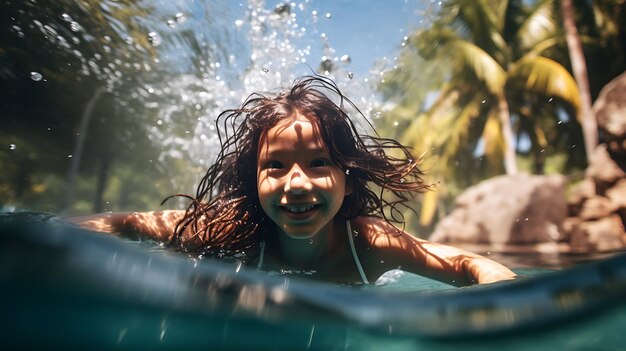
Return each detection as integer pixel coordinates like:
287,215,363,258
348,216,430,278
350,216,421,247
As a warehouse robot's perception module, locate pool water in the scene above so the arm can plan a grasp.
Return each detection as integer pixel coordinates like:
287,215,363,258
2,212,626,350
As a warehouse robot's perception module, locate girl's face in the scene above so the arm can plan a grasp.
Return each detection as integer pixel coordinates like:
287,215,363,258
257,113,351,240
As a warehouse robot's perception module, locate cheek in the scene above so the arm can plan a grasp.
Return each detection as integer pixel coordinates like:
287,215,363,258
256,174,277,201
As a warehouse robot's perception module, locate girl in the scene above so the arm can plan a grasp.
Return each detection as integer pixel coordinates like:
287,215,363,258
68,75,516,286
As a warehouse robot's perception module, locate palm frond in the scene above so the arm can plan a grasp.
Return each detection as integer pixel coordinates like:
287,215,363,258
517,0,559,52
509,55,580,110
445,39,506,96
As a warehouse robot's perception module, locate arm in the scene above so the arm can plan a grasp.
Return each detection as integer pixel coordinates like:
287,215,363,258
64,210,186,242
354,217,516,286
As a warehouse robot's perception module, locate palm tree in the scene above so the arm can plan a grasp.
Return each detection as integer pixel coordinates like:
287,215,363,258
560,0,597,161
380,0,581,226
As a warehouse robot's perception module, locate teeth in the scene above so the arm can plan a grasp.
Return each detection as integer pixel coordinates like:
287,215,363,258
284,204,316,213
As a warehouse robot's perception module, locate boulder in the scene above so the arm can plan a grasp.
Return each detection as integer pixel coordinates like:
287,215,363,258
578,196,618,221
429,173,567,245
585,145,626,194
606,179,626,209
594,71,626,142
567,178,595,216
593,70,626,170
580,215,626,251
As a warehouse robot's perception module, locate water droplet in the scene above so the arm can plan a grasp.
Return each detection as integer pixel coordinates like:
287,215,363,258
548,97,554,102
540,149,545,153
167,19,176,28
67,154,73,158
70,21,80,32
515,218,520,222
524,217,529,221
147,31,161,46
380,260,385,264
346,72,354,79
393,121,399,127
30,72,43,81
325,12,332,19
345,169,350,175
175,12,186,23
353,230,358,237
308,239,313,244
557,120,563,125
261,67,269,73
235,19,243,27
340,54,351,63
571,145,576,148
9,144,16,150
274,3,291,15
487,251,491,255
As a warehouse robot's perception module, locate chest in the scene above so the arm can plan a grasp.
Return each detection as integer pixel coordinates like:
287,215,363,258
257,243,367,284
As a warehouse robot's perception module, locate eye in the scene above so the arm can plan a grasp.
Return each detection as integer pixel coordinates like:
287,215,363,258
310,158,332,168
263,160,284,170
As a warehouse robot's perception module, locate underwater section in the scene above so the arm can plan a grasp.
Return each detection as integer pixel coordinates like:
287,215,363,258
1,212,626,350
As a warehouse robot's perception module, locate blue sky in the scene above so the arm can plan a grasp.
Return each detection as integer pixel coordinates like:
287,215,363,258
226,0,427,76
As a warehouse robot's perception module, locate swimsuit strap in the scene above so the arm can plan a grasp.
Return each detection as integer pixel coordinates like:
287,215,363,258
257,223,370,285
347,220,370,284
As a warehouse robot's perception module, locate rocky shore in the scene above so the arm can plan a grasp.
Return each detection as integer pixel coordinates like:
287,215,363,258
430,71,626,254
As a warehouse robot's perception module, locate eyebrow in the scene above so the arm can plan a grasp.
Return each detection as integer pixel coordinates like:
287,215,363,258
262,147,328,158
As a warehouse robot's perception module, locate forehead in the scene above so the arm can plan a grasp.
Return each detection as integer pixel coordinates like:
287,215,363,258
258,113,327,153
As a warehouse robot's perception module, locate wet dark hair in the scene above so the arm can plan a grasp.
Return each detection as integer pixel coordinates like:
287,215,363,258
168,75,428,256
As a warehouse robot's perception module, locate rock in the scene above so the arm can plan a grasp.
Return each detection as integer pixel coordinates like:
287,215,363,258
567,178,595,216
594,71,626,142
578,196,618,221
606,179,626,209
606,179,626,226
593,70,626,170
567,178,595,204
563,217,589,251
585,145,626,194
580,215,626,251
429,173,567,245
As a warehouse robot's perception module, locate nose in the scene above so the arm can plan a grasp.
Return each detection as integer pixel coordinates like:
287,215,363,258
284,163,313,194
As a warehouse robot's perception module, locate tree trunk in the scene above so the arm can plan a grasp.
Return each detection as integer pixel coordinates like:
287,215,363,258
62,87,105,211
498,95,518,175
561,0,598,163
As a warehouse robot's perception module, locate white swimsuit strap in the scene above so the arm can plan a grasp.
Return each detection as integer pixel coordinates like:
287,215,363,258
257,224,370,285
347,220,370,284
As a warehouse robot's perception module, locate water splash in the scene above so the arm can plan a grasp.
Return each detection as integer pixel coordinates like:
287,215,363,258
149,0,391,193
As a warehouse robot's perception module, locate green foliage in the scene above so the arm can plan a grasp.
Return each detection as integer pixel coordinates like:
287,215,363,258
0,0,231,214
377,0,626,231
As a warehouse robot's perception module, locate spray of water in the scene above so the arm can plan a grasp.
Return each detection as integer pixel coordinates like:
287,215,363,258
149,0,402,194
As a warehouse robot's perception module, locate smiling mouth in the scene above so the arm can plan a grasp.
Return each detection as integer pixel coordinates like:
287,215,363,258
280,204,321,214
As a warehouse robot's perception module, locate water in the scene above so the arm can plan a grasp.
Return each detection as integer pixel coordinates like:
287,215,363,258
2,212,626,350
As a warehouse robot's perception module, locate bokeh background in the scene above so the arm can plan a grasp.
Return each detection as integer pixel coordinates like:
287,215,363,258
1,0,624,238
